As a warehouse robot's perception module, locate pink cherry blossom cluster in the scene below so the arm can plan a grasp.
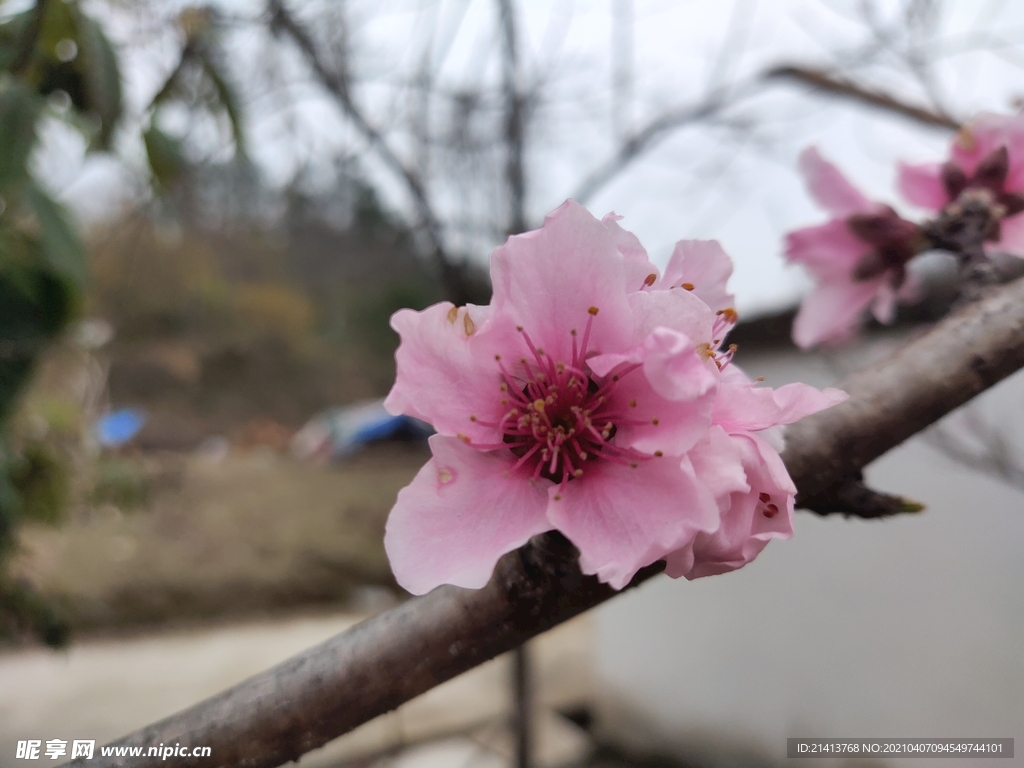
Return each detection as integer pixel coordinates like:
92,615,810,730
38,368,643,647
383,201,845,595
787,112,1024,348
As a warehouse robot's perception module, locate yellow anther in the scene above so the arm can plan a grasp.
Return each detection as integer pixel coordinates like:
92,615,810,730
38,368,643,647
463,313,475,336
533,399,546,412
588,306,599,315
438,469,453,483
447,306,459,323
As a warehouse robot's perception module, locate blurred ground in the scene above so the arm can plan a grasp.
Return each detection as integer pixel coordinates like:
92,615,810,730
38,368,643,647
7,443,427,634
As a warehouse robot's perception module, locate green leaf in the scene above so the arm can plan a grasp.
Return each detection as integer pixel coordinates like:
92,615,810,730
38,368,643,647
0,253,76,425
148,8,246,159
0,77,42,192
71,9,123,149
143,123,186,189
0,2,123,150
0,11,32,74
22,182,87,287
194,44,245,156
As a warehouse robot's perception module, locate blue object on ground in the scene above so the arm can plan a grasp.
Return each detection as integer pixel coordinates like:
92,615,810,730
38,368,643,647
96,408,147,447
292,399,432,460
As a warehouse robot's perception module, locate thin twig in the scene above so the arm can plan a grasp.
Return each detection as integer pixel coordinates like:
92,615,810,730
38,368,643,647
573,58,961,206
266,0,478,304
765,65,960,130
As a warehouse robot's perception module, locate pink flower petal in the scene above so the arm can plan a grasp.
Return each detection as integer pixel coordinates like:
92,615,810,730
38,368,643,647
784,219,870,283
688,425,750,513
666,433,795,580
951,112,1024,182
713,373,847,434
589,327,718,456
384,435,552,595
489,200,634,363
548,454,718,590
994,211,1024,257
658,239,736,313
871,282,898,324
385,302,509,443
896,161,947,210
798,147,873,218
624,287,714,348
791,278,885,349
602,212,661,291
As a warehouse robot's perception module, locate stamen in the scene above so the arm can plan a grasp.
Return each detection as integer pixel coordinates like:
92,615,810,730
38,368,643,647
492,314,656,483
578,311,597,360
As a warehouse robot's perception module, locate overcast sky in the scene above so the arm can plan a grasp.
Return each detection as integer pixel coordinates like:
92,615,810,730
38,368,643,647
43,0,1024,316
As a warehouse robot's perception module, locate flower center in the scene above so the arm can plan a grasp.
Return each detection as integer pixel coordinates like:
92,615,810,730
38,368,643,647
476,308,648,489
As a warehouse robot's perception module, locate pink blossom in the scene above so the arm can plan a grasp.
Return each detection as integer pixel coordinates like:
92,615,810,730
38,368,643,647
786,147,921,348
665,365,846,579
384,200,845,594
897,112,1024,255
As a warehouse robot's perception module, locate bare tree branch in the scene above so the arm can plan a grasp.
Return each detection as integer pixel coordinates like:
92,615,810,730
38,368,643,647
266,0,480,304
765,64,961,130
573,55,968,206
785,279,1024,509
498,0,527,236
495,4,533,764
572,86,742,204
68,275,1024,768
925,407,1024,491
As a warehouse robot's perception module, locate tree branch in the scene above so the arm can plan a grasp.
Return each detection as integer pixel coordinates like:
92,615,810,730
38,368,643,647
266,0,480,304
573,62,962,206
765,65,961,130
69,275,1024,768
498,0,527,237
784,278,1024,509
572,88,736,204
